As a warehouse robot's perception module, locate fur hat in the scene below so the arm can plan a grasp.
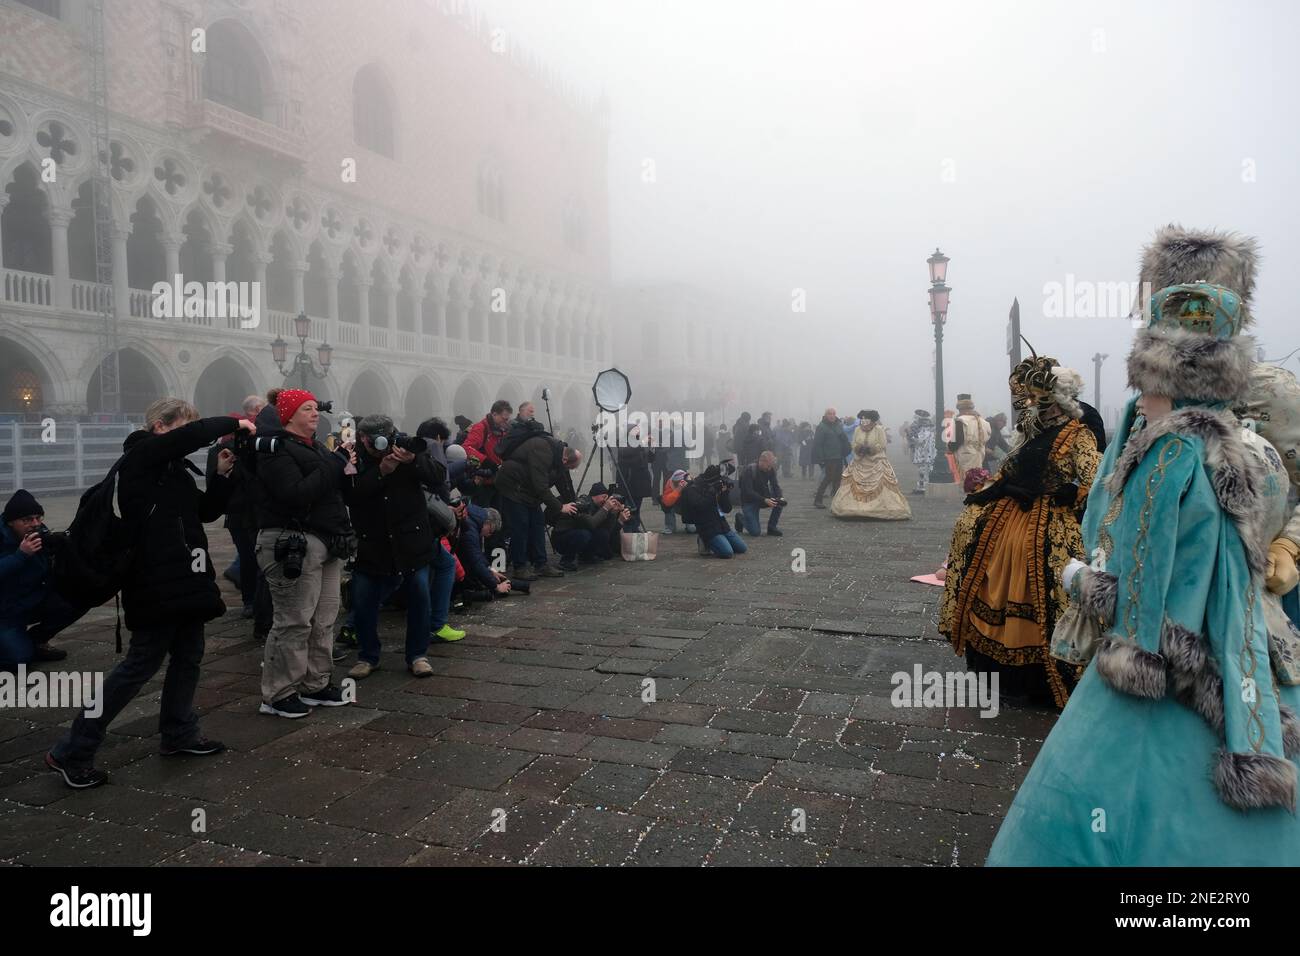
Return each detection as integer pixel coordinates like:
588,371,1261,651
1127,282,1254,404
1136,224,1259,325
956,394,975,412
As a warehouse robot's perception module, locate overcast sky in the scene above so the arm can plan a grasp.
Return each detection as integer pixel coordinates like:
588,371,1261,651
477,0,1300,425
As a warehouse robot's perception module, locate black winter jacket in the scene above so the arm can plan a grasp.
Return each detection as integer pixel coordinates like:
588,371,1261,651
495,434,567,515
255,432,352,540
345,450,444,576
738,463,784,506
117,417,240,630
679,480,733,539
615,445,655,500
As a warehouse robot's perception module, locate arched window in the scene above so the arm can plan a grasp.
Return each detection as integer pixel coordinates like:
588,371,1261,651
477,163,505,222
354,65,396,158
204,22,265,119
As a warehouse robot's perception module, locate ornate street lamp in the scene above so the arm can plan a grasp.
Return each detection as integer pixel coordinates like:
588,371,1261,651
927,249,954,484
272,310,332,391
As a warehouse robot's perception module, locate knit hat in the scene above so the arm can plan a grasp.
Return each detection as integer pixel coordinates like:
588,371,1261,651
670,469,688,483
589,482,610,497
2,489,43,524
276,389,316,425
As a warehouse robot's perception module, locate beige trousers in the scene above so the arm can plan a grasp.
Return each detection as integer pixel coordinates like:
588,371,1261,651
258,529,341,704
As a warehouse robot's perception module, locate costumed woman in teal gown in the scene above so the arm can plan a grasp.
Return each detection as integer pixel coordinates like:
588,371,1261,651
987,279,1300,866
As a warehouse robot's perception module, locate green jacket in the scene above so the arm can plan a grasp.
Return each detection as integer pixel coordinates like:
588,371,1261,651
810,419,851,464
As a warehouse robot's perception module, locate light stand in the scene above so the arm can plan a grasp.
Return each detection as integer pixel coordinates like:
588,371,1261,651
572,367,644,532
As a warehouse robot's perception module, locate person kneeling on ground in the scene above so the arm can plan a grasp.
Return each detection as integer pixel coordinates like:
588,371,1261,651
1,490,85,670
550,482,631,571
736,451,786,537
453,502,517,601
680,465,747,558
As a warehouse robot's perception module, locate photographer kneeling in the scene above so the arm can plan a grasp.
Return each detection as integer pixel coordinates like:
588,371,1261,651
454,502,515,599
344,416,447,679
737,451,786,537
680,463,747,559
1,490,85,671
550,482,630,571
256,389,354,718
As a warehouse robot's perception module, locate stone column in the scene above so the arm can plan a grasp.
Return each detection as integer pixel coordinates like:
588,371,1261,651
412,292,425,334
111,225,130,320
357,278,372,328
386,286,398,330
254,253,272,323
211,242,232,283
45,208,72,309
325,265,340,324
162,235,182,285
291,258,308,315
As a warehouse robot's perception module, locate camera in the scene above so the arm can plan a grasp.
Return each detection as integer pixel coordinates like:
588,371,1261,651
35,526,65,552
317,400,334,414
372,430,427,455
232,431,281,456
274,530,308,579
775,497,788,507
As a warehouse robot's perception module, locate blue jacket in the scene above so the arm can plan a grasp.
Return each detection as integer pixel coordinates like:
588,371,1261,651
456,504,498,590
0,523,48,623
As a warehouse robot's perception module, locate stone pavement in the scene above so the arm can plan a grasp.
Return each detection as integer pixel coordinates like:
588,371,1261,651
0,472,1059,867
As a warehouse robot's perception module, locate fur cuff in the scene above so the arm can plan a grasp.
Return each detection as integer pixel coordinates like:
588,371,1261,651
1096,638,1167,700
1213,750,1297,811
1281,705,1300,760
1076,569,1118,626
1126,326,1255,405
1159,618,1225,732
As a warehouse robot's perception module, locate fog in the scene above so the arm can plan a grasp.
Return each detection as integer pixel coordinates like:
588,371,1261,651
479,0,1300,427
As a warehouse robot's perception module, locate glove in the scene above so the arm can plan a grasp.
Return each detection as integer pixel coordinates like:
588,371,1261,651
1003,483,1035,511
1265,537,1300,595
1062,559,1087,594
1052,483,1079,508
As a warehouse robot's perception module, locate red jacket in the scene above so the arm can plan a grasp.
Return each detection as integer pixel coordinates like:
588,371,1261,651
464,416,505,467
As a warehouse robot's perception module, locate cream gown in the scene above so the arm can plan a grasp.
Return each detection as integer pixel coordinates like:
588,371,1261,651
830,424,911,520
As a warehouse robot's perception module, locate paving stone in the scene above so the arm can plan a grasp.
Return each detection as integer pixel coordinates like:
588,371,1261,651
638,700,716,726
634,771,750,827
709,831,824,867
872,749,941,780
770,760,876,798
560,763,660,811
206,810,361,862
305,730,430,773
407,788,523,848
628,820,720,866
239,761,372,817
500,755,592,800
873,774,975,813
469,798,575,862
732,784,851,844
652,724,729,749
447,700,539,725
841,799,963,864
392,742,536,790
578,736,678,769
587,716,662,741
317,776,459,836
711,708,799,736
720,731,800,760
668,748,774,782
529,808,647,866
501,727,593,757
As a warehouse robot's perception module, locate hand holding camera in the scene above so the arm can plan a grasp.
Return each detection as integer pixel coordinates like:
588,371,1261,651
379,445,415,475
19,531,43,556
561,502,578,515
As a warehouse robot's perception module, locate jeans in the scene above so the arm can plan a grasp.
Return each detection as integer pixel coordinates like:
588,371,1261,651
663,509,678,532
814,462,843,502
0,587,86,670
741,502,784,534
429,544,455,631
53,622,205,767
353,564,431,666
552,528,593,564
704,529,748,558
229,524,259,607
501,497,548,569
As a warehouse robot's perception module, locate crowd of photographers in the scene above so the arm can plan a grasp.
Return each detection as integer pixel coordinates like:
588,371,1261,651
3,389,797,789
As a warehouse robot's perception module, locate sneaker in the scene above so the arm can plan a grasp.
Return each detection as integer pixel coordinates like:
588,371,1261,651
409,657,434,678
300,683,349,707
558,559,579,572
434,624,466,642
331,642,352,664
161,737,227,757
536,564,565,578
336,625,359,648
45,752,108,789
766,528,784,537
661,527,674,535
31,644,67,663
513,566,538,582
348,660,378,679
259,694,311,718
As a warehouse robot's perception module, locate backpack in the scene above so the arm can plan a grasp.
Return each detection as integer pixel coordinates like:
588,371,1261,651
51,453,156,650
495,419,549,462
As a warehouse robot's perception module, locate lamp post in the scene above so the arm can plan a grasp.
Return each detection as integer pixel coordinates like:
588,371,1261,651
927,248,953,484
272,311,333,391
1091,352,1108,410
